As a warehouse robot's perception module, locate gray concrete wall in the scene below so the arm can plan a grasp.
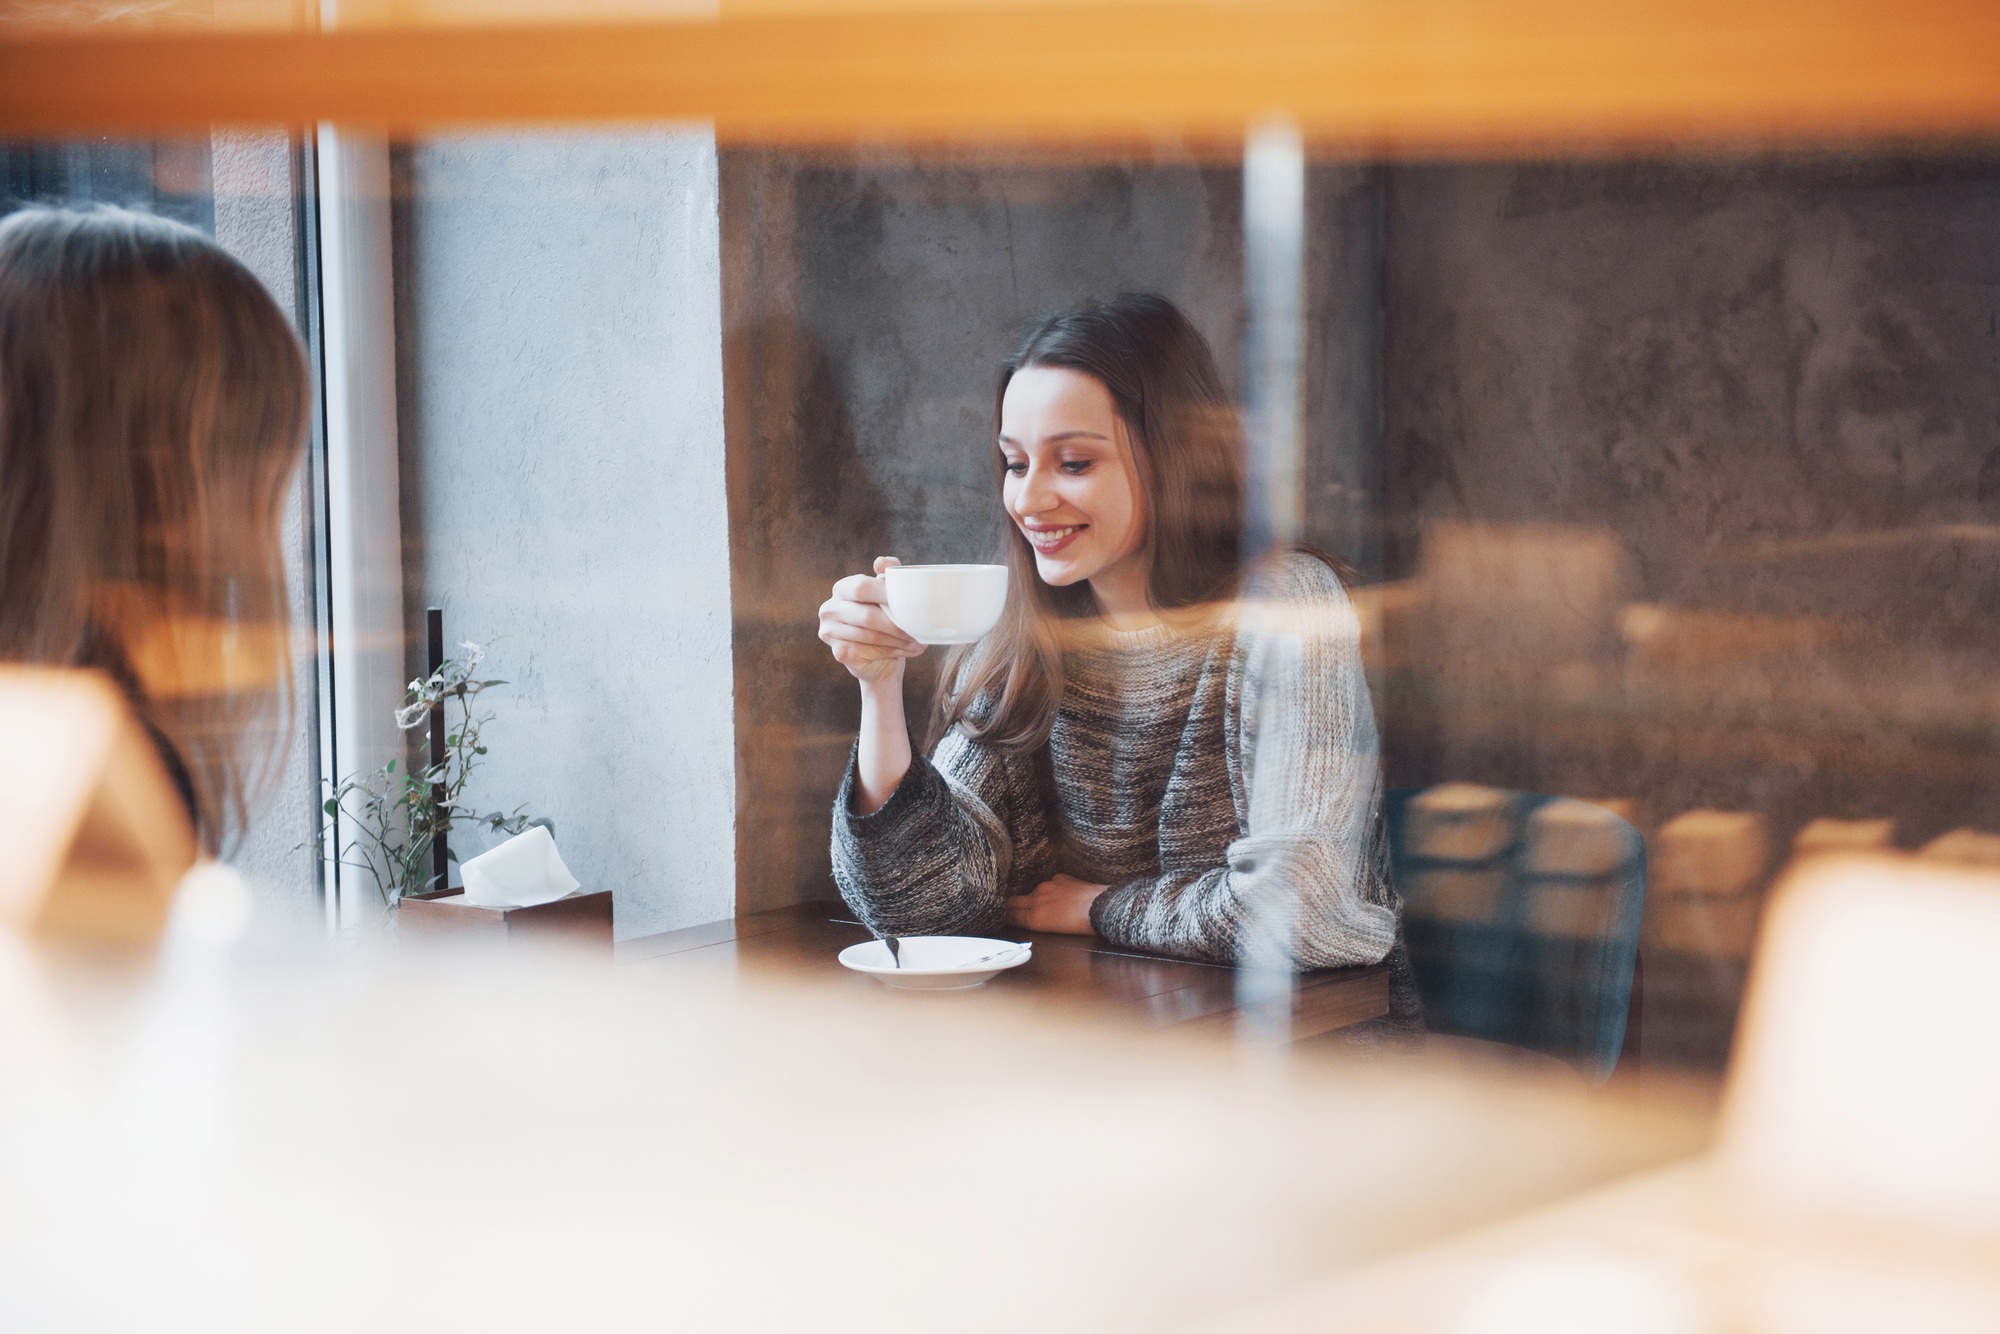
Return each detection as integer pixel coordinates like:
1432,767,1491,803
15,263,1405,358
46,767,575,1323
1304,167,1387,581
721,151,1385,911
395,129,735,939
1382,157,2000,581
1378,155,2000,842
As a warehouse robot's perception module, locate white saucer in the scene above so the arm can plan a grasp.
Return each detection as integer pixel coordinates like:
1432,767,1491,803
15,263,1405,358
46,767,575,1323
838,936,1033,990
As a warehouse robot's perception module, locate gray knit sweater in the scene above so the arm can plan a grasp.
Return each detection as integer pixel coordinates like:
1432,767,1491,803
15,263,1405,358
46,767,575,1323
833,552,1419,1020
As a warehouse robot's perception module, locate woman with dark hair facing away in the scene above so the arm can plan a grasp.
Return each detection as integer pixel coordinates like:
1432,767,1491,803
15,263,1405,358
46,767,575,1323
820,294,1417,1019
0,206,310,856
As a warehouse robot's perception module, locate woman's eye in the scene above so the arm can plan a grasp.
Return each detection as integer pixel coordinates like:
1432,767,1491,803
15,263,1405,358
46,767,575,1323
1060,459,1092,474
1004,461,1028,476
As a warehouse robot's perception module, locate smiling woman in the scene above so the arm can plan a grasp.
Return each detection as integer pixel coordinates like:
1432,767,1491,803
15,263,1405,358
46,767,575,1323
949,295,1248,751
999,367,1151,620
817,295,1418,1016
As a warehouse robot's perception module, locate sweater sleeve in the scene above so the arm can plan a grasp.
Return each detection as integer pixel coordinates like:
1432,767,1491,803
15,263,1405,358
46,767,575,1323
1087,553,1400,970
831,723,1056,938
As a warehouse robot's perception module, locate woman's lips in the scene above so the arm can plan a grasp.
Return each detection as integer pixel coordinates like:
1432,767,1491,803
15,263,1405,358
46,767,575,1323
1024,523,1085,555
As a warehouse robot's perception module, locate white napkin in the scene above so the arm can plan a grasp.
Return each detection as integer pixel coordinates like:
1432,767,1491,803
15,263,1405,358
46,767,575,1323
458,825,580,908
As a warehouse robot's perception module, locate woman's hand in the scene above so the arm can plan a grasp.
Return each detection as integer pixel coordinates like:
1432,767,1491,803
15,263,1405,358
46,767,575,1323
819,556,924,685
826,557,922,815
1007,874,1110,935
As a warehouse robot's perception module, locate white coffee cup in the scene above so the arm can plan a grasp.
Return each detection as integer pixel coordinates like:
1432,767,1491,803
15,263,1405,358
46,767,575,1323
883,564,1009,645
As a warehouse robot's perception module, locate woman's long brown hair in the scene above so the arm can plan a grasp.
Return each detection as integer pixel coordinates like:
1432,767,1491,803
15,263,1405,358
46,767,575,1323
0,206,310,854
933,294,1246,750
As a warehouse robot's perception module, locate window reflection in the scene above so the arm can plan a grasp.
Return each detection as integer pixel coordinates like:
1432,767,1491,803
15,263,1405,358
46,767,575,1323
1,136,214,231
9,127,1997,1084
0,131,325,910
705,148,2000,1077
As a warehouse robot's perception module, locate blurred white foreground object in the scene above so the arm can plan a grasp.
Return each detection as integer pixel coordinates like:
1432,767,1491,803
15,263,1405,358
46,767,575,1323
1210,852,2000,1332
0,891,1710,1333
458,824,580,908
838,936,1031,989
170,861,255,948
1449,1245,1699,1334
1721,854,2000,1232
0,666,196,947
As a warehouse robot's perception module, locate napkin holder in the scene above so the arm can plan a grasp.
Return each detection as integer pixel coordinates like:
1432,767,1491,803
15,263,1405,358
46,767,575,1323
398,886,612,947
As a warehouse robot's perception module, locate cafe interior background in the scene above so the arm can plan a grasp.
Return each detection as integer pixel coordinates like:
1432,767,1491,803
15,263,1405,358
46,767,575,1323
3,2,1999,1330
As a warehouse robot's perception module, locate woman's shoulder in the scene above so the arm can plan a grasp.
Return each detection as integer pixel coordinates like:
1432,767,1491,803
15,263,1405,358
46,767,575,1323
1222,549,1366,674
1238,547,1356,619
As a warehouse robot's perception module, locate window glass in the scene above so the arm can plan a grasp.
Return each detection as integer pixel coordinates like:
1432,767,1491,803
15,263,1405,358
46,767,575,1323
17,125,1996,1087
372,132,2000,1088
1,136,215,232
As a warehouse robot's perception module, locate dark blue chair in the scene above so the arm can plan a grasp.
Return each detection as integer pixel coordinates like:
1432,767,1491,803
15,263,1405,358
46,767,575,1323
1386,787,1646,1083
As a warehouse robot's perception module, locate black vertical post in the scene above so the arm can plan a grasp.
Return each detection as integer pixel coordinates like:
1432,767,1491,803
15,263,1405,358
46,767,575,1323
427,607,448,893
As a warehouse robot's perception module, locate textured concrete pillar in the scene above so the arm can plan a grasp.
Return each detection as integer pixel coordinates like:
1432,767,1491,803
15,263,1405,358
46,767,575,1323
397,129,735,938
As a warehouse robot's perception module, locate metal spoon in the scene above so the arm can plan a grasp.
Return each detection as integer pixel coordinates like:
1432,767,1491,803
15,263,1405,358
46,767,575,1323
883,935,901,969
948,942,1031,972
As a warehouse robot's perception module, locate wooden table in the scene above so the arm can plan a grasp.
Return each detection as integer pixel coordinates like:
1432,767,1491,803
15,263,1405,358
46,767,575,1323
619,901,1392,1039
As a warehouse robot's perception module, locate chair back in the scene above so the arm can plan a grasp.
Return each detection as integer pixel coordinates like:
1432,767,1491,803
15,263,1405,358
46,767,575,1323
1386,786,1646,1081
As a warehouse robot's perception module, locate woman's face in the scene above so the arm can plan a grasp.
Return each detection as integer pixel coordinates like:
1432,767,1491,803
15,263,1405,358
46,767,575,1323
998,366,1148,592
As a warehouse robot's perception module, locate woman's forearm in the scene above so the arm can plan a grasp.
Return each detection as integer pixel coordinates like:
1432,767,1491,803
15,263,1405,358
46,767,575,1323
854,671,912,815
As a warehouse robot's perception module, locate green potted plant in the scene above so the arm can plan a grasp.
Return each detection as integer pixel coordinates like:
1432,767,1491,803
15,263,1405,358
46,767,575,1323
319,641,538,907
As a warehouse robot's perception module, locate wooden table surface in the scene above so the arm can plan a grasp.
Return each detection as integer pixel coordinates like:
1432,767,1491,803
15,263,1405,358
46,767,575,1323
620,901,1391,1039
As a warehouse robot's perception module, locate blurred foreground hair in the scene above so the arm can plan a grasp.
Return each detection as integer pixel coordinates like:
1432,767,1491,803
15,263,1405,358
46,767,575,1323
0,206,309,855
934,294,1246,751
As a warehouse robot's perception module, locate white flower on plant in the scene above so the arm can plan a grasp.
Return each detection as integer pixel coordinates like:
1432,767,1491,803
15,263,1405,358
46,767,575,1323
459,641,485,670
394,701,429,731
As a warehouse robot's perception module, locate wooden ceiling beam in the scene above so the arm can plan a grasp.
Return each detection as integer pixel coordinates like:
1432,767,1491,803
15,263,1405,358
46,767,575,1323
4,1,1999,152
